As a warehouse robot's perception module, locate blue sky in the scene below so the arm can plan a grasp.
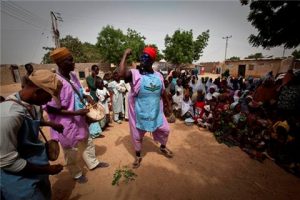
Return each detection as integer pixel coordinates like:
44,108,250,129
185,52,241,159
1,0,296,64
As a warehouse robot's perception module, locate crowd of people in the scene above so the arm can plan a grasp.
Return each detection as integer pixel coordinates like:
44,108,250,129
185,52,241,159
1,45,299,199
0,46,173,199
161,67,300,176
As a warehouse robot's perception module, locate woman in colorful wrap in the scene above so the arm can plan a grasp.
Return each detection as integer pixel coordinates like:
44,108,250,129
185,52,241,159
119,47,173,168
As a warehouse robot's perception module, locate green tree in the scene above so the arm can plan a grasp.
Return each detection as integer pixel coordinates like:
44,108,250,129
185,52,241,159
42,47,53,64
82,42,102,62
123,28,146,64
242,0,300,48
228,56,240,61
164,29,209,65
42,35,100,63
292,49,300,59
245,53,263,59
193,30,210,61
96,25,126,65
60,35,88,62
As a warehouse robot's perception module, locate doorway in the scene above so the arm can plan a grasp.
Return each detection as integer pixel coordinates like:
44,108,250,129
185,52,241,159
10,65,21,83
238,65,246,77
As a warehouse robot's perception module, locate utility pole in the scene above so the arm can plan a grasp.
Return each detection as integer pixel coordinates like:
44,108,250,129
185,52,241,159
50,11,63,48
222,35,232,61
282,47,286,57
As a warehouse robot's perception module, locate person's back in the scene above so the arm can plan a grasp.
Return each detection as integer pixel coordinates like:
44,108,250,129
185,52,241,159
0,70,63,199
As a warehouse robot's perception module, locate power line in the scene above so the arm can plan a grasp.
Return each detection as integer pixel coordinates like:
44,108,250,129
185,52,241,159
3,2,38,22
1,2,50,31
1,9,47,31
5,1,48,24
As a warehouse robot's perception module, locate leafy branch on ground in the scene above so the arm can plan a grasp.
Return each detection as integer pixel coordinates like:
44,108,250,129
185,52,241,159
112,165,137,186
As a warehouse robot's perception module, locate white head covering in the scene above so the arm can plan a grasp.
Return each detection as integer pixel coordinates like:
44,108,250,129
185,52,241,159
230,102,239,110
212,92,220,99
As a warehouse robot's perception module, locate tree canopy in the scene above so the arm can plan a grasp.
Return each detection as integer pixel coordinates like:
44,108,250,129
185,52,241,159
96,26,166,65
245,53,264,59
292,49,300,59
123,28,146,64
42,35,101,63
164,29,209,65
96,25,126,65
228,56,240,61
242,0,300,49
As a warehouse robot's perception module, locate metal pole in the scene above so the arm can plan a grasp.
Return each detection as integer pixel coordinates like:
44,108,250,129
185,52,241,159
50,11,61,48
221,35,232,77
222,35,232,61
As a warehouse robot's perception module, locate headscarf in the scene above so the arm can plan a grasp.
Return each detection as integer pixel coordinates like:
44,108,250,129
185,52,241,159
143,46,157,61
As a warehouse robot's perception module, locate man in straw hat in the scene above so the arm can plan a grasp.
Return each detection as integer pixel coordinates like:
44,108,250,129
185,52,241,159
0,70,64,200
44,47,109,184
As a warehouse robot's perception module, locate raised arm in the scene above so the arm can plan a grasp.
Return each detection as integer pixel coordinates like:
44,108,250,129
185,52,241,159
119,48,133,83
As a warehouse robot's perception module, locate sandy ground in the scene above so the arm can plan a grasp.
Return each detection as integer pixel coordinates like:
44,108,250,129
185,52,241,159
1,78,300,200
46,121,300,200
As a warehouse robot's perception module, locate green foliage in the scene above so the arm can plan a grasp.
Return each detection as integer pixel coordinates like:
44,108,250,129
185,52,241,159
123,28,146,64
96,25,126,65
42,50,53,64
193,30,210,61
245,53,263,59
96,26,155,65
112,166,137,186
228,56,240,61
60,35,88,63
82,42,102,62
164,29,209,65
292,49,300,59
242,0,300,48
42,35,101,63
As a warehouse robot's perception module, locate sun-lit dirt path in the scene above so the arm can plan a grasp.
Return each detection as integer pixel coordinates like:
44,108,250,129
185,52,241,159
48,120,300,200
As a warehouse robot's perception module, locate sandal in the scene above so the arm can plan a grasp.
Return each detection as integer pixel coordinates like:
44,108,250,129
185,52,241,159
92,162,109,170
132,156,142,168
75,175,88,184
160,147,173,158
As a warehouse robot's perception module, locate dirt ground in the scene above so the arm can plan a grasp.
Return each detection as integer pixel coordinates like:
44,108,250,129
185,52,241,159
1,80,300,200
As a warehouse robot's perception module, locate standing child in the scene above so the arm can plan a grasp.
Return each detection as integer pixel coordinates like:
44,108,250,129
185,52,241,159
96,78,111,127
108,72,126,124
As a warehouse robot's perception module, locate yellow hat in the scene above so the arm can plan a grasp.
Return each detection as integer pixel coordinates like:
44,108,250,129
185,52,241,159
50,47,71,63
29,70,62,107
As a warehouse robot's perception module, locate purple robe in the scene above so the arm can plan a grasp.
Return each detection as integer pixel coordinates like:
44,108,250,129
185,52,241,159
45,72,88,148
128,69,170,151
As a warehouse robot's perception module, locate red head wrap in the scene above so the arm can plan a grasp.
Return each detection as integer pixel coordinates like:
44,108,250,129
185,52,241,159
143,46,157,61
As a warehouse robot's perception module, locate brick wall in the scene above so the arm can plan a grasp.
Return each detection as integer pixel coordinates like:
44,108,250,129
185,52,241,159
222,59,283,78
0,63,112,85
199,62,221,73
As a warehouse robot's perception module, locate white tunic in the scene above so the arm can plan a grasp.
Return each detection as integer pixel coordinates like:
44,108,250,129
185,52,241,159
96,87,110,114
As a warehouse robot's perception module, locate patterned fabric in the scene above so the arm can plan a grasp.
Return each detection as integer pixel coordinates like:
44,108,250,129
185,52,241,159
278,85,300,112
135,73,163,132
128,69,170,151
